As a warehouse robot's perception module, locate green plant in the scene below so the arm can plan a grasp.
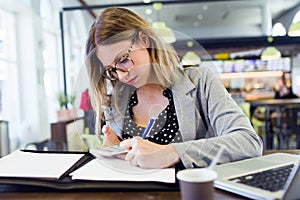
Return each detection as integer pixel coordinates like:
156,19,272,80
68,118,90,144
68,95,76,107
57,92,68,109
57,92,76,109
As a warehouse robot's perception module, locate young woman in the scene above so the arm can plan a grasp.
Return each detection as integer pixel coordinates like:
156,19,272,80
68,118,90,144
85,7,263,169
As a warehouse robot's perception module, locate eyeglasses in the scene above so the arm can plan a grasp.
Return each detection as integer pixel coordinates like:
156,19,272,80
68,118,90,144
103,38,136,80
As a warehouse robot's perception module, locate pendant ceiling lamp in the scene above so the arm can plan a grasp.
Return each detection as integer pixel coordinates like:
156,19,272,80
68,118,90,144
181,41,201,66
288,21,300,37
152,2,176,43
261,46,281,60
260,37,281,60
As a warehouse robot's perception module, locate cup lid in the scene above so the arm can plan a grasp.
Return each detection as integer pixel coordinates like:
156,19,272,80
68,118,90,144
176,168,218,183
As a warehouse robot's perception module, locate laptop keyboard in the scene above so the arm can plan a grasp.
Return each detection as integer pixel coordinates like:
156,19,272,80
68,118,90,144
228,164,294,192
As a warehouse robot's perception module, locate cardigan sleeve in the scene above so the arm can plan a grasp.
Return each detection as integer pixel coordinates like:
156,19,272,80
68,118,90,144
172,67,263,168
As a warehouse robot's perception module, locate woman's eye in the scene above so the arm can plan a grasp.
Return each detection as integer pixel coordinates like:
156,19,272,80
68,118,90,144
117,58,131,68
118,57,128,64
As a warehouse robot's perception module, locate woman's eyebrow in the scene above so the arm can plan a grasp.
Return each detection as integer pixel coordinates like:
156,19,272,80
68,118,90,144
104,50,127,68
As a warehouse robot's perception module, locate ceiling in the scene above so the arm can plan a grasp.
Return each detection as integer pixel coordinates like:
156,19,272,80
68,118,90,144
79,0,300,40
60,0,300,57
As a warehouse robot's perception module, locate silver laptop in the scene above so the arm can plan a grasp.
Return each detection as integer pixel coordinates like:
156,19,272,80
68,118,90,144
213,153,300,200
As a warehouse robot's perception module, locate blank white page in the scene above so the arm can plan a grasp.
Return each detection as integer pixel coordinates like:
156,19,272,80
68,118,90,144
0,150,85,179
70,157,175,183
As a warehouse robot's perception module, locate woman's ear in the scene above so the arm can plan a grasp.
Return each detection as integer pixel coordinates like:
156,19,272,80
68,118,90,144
138,31,150,48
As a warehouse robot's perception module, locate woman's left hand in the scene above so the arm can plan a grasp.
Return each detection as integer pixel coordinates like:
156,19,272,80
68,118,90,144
119,137,180,169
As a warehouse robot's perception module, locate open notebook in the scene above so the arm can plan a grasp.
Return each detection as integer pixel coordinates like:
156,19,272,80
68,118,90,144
214,153,300,200
0,150,175,191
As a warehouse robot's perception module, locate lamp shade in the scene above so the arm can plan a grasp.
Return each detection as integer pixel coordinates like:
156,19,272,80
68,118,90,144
181,51,201,66
288,21,300,37
152,21,176,43
261,46,281,60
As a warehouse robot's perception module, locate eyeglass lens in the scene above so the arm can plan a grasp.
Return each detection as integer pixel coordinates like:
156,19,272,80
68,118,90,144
107,57,134,79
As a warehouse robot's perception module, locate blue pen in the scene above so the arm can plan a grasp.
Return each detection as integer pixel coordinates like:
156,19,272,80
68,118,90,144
142,118,155,139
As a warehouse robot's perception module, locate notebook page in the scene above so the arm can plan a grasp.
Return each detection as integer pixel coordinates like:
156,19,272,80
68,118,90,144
70,157,175,183
0,150,85,179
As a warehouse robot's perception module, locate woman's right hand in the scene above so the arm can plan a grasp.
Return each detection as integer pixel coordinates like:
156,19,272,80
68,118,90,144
101,125,120,147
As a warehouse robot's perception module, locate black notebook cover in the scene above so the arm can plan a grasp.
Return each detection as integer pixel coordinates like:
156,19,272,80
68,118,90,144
0,150,179,193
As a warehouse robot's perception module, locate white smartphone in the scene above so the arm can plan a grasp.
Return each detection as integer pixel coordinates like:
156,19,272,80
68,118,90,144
89,145,128,157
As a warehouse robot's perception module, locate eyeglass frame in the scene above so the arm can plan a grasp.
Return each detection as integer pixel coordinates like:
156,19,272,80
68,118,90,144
103,36,138,81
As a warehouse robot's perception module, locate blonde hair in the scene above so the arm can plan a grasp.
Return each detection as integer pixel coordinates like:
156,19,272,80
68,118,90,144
85,7,182,134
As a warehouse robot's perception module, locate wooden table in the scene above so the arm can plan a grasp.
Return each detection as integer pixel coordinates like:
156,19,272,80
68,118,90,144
0,150,299,200
249,98,300,149
0,190,243,200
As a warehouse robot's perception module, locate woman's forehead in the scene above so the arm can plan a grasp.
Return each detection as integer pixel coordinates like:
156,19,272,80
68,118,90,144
95,40,131,66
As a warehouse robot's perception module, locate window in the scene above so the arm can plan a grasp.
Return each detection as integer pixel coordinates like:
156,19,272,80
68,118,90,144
42,30,60,122
0,8,20,150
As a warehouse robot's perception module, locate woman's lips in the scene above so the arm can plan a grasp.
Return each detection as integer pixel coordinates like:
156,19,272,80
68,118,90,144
127,76,137,85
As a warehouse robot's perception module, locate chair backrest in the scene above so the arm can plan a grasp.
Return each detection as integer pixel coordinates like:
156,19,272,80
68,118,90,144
271,107,300,131
24,139,67,151
285,108,300,130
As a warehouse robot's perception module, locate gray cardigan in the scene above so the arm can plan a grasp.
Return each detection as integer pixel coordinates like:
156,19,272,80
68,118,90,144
104,67,263,168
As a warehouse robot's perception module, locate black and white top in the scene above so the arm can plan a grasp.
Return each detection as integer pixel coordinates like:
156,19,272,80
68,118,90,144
107,67,263,168
122,88,182,144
